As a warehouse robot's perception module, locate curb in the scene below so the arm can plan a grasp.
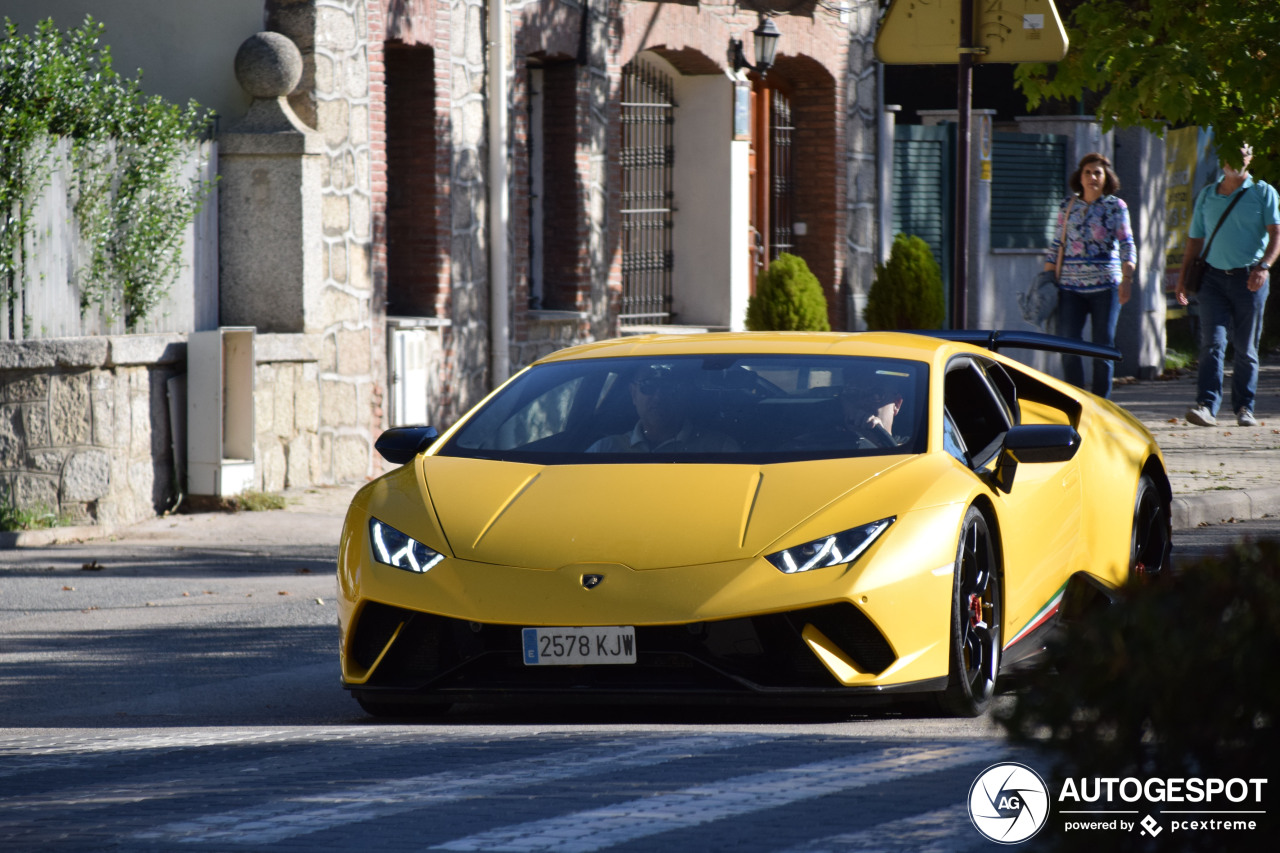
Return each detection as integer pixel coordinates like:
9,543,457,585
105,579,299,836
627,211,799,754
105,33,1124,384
0,525,115,549
1172,486,1280,531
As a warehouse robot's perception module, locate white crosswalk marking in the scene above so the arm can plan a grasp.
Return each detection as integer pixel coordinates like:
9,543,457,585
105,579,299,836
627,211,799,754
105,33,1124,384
432,744,997,852
133,734,776,845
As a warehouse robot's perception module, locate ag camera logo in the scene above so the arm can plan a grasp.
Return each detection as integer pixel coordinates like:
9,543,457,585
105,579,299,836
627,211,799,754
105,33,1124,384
969,762,1050,844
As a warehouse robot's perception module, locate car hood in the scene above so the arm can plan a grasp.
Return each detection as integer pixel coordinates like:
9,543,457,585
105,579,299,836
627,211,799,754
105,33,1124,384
422,455,912,570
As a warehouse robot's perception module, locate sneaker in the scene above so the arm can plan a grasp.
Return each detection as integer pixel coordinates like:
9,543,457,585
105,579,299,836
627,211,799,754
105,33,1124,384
1237,408,1259,427
1186,405,1217,427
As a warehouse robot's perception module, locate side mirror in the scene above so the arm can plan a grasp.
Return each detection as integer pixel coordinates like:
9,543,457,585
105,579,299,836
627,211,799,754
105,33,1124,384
375,426,439,465
992,424,1080,494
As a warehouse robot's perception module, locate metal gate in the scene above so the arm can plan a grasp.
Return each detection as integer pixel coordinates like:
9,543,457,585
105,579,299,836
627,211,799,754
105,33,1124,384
620,61,675,325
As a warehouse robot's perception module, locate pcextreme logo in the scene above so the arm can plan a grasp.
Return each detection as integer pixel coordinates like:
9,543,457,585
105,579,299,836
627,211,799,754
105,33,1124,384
968,762,1051,844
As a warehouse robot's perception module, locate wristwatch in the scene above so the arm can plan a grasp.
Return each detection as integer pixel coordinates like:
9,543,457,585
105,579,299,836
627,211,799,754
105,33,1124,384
1254,262,1272,273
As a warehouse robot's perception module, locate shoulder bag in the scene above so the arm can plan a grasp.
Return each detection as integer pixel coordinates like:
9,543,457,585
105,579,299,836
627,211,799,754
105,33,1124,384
1019,197,1076,327
1185,186,1249,294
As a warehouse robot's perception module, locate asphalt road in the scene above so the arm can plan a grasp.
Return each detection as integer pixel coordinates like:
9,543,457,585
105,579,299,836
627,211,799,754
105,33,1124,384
1,517,1276,851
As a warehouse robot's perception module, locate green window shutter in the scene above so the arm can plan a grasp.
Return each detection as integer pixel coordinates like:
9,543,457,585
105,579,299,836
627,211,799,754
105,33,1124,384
991,133,1067,250
892,125,953,288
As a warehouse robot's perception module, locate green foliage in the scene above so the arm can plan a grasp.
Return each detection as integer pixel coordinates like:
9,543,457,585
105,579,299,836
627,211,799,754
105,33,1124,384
996,541,1280,852
864,233,945,330
234,490,288,512
0,492,70,531
1014,0,1280,172
0,16,214,329
744,253,830,332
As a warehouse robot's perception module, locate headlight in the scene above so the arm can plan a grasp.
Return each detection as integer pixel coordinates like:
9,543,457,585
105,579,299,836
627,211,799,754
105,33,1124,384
369,518,445,573
766,517,895,574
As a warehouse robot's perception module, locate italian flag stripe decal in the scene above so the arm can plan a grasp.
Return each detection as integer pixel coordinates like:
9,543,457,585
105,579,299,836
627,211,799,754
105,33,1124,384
1005,582,1067,649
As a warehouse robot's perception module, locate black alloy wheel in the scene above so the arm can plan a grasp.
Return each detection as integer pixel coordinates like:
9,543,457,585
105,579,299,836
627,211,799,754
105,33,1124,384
938,505,1002,717
1131,473,1171,579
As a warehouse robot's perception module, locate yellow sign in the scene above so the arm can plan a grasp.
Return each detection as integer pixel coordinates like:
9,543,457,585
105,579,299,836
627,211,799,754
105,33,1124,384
1163,126,1201,290
875,0,1069,65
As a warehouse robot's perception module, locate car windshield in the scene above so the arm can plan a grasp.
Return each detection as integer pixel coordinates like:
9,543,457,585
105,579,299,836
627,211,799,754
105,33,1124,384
440,354,929,464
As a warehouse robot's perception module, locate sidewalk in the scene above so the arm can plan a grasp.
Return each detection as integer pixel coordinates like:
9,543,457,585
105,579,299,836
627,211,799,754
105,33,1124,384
5,359,1280,549
0,483,361,550
1110,358,1280,530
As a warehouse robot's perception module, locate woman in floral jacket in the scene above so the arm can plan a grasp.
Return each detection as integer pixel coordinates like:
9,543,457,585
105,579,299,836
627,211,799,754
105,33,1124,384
1044,152,1137,398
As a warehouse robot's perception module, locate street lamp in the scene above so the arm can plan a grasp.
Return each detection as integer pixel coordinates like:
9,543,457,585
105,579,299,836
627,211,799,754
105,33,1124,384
730,16,781,77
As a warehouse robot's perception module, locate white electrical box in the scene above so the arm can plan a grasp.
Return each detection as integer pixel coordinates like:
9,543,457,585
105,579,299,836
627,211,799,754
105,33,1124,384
389,326,430,426
187,327,256,496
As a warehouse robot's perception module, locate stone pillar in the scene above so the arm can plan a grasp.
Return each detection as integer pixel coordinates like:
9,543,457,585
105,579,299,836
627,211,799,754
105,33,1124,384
1115,127,1168,379
218,32,325,333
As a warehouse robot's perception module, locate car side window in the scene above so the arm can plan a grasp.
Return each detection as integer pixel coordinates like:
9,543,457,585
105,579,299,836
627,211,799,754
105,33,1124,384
943,357,1013,469
942,408,968,464
984,362,1020,425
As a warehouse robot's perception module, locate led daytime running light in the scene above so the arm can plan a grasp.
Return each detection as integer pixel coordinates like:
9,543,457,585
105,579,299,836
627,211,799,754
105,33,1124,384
767,517,895,574
369,519,445,573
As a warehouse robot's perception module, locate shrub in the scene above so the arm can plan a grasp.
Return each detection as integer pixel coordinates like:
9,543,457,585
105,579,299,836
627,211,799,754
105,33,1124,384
996,541,1280,852
0,16,214,329
864,233,945,330
744,253,830,332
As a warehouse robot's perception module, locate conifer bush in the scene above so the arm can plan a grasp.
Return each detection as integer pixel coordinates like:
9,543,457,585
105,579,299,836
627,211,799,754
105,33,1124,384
744,253,830,332
864,233,945,330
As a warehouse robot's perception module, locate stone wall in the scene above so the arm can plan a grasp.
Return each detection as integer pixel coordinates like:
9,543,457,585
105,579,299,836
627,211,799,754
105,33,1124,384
845,1,882,319
255,0,383,480
253,334,324,492
443,0,493,420
0,337,183,527
0,334,356,526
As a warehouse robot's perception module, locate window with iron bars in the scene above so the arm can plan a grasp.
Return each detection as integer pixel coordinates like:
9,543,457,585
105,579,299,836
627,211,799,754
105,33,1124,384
620,60,675,325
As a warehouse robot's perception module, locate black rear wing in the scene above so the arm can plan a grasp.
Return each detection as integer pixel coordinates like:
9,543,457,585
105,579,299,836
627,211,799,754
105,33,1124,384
911,329,1123,362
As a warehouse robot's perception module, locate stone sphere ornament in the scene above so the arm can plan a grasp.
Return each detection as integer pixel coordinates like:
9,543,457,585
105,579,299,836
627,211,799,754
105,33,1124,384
234,32,303,99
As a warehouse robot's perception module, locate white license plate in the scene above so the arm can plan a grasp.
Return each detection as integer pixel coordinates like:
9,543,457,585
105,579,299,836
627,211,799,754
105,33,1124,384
522,626,636,665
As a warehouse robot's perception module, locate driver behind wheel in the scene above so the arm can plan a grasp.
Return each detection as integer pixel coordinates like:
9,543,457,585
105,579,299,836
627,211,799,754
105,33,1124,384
586,363,740,453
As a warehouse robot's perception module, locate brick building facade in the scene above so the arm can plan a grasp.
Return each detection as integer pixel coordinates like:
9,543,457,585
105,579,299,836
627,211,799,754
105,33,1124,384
366,0,874,431
1,0,882,528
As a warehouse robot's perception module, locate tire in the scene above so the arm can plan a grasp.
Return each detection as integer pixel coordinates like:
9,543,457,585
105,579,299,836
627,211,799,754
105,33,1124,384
937,505,1002,717
1131,473,1171,579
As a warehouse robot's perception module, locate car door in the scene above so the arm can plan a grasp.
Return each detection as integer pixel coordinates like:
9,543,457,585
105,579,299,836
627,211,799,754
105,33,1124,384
942,357,1082,641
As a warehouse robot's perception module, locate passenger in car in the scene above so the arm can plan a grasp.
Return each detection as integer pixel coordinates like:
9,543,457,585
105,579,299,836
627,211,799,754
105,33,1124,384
786,367,908,451
843,369,905,438
586,364,740,453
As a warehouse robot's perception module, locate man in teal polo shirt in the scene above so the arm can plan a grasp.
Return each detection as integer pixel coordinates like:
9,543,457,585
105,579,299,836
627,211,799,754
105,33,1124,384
1176,144,1280,427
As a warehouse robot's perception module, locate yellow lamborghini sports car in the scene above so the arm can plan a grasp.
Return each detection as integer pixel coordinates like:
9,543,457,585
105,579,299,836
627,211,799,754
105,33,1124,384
337,331,1172,717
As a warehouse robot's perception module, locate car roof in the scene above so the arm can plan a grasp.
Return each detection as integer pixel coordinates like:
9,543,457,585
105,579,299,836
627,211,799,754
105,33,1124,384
532,331,958,365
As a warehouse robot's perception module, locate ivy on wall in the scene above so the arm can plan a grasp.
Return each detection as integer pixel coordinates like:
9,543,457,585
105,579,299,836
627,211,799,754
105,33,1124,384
0,16,214,329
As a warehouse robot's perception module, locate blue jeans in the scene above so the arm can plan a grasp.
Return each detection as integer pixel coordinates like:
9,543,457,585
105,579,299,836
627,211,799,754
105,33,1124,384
1196,265,1269,416
1058,286,1121,398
